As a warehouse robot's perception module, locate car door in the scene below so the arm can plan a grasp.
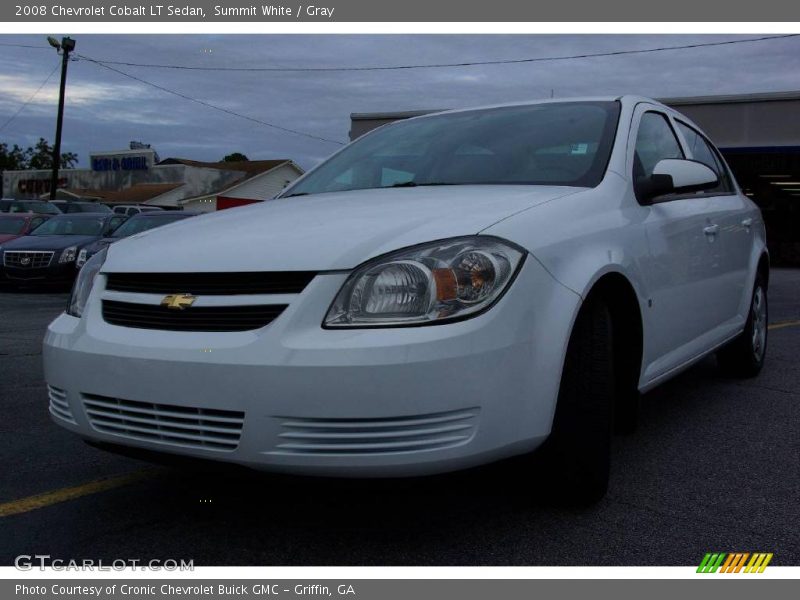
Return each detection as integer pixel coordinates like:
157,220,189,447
673,120,753,328
632,107,722,378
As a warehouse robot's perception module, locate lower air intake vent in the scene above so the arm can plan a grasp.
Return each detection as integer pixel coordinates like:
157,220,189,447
48,385,75,423
273,408,479,456
82,394,245,452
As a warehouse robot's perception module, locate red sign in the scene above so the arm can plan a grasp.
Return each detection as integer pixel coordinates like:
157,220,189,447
17,177,68,195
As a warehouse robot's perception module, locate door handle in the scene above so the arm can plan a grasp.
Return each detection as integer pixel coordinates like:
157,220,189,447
741,218,753,229
703,224,719,236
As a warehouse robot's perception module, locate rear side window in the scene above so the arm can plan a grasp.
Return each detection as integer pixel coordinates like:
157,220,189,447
675,121,732,194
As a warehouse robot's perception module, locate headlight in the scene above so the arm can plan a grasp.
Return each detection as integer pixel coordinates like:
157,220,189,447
59,245,77,263
67,247,107,318
324,236,524,328
76,248,88,268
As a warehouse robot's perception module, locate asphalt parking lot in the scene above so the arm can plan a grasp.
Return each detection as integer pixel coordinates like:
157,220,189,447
1,271,798,567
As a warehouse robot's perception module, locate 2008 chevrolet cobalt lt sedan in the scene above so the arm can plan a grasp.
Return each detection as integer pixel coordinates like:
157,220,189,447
44,96,768,502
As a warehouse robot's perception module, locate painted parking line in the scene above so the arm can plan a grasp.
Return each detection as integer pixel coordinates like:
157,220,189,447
0,469,156,518
768,319,800,331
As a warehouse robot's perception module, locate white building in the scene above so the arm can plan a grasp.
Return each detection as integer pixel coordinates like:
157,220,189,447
2,146,304,212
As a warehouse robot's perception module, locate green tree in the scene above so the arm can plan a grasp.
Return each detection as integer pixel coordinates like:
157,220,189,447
222,152,249,162
2,138,78,195
27,138,79,170
0,142,29,170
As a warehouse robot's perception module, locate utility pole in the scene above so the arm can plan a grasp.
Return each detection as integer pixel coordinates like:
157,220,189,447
47,35,75,201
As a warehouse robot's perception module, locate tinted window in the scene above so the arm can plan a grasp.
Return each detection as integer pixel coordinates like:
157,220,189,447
30,217,106,236
107,216,127,233
676,121,731,193
0,218,26,234
286,101,621,196
633,112,684,181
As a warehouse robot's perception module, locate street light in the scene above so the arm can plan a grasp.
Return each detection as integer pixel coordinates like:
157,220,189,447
47,35,75,201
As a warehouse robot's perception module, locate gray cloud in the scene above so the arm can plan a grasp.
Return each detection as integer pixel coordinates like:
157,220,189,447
1,34,799,169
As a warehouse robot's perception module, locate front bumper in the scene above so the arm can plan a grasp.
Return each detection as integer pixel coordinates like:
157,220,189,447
2,260,77,283
43,258,580,476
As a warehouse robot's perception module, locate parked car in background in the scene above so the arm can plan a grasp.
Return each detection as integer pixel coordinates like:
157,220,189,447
0,198,61,215
0,213,51,244
1,213,126,287
77,211,198,268
45,96,768,504
51,201,113,214
111,204,165,216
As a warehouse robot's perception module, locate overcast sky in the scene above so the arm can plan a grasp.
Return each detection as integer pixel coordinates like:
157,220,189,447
1,34,799,169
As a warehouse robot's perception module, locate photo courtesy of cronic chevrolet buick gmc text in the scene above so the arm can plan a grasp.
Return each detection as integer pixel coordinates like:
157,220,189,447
43,97,768,503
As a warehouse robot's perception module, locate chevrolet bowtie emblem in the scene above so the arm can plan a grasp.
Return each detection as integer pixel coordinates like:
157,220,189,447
161,293,196,310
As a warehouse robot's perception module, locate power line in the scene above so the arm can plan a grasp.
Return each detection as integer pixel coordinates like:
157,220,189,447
0,62,61,134
78,55,345,146
78,34,799,73
0,42,52,50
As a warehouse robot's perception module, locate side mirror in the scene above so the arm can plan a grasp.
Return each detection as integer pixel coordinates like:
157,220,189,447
639,159,719,204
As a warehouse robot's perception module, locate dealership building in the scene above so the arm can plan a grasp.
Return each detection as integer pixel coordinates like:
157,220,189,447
2,145,304,212
350,90,800,263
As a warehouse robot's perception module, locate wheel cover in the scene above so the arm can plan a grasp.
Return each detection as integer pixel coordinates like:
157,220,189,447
751,286,767,362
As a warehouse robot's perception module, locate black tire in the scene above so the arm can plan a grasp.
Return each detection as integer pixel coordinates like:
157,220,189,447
613,387,639,435
534,297,615,505
717,274,768,378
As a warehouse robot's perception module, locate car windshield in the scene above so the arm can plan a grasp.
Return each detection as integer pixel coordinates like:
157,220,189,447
31,216,106,236
284,101,621,197
111,214,187,238
0,217,27,234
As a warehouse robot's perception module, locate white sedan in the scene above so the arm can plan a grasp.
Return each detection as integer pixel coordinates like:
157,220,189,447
44,96,767,503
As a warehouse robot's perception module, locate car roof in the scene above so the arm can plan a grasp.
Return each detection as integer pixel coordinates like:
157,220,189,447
1,198,52,204
398,95,674,122
125,212,194,221
49,212,113,219
0,212,47,219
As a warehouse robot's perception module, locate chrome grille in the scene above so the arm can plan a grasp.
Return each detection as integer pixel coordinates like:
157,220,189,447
48,385,76,423
273,408,480,456
3,251,54,268
82,394,245,452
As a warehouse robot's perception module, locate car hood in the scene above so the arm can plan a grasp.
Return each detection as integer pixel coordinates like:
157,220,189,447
105,185,583,272
0,233,22,244
1,234,99,251
83,237,116,253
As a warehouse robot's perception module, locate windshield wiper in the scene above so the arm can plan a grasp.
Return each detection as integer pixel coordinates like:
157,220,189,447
282,192,309,198
388,181,457,188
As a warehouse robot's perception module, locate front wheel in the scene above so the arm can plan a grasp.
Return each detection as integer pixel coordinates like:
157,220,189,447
533,297,615,505
717,274,768,377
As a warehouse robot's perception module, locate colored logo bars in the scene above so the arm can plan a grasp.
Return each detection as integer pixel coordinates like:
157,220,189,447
697,552,773,573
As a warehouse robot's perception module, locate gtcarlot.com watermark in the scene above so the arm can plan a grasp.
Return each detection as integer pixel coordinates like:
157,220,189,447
15,555,194,571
